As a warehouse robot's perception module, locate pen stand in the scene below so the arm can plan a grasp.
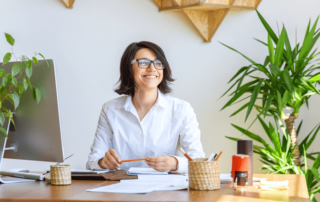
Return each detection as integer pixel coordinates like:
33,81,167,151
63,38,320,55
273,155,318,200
188,158,220,190
50,164,71,185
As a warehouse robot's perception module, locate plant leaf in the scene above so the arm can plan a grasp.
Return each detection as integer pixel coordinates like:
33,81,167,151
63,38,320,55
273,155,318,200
230,102,249,117
264,95,274,117
3,53,11,65
296,120,303,137
309,74,320,83
0,128,8,137
297,17,319,70
11,77,17,87
274,27,286,67
26,60,32,79
245,80,263,121
13,91,19,109
269,64,279,76
256,10,278,44
282,69,294,93
306,124,320,150
11,63,19,76
5,33,15,46
34,88,41,103
268,34,275,64
32,57,38,65
23,78,28,91
232,124,277,154
38,53,49,66
0,112,4,126
0,69,5,78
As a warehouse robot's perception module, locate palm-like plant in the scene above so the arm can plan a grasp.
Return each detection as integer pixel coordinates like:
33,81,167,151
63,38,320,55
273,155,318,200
220,10,320,166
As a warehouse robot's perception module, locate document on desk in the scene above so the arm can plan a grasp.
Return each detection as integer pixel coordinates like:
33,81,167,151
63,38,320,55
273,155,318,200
127,167,168,175
70,169,110,174
87,176,188,193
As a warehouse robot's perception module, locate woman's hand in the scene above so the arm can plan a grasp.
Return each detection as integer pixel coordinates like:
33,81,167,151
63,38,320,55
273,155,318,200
98,149,121,170
145,155,178,172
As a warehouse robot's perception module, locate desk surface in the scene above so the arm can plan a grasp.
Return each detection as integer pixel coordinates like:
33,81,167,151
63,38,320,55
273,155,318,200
0,174,309,202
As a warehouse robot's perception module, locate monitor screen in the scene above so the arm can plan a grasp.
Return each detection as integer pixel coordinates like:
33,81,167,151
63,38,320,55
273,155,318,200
0,59,64,162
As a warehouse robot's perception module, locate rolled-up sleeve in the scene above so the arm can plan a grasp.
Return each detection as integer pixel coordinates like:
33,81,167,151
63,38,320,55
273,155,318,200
86,105,113,170
173,103,205,174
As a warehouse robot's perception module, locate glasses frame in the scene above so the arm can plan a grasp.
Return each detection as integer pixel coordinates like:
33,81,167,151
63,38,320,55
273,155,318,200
131,59,165,70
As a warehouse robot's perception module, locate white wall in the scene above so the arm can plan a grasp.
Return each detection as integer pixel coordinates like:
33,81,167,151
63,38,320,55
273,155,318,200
0,0,320,178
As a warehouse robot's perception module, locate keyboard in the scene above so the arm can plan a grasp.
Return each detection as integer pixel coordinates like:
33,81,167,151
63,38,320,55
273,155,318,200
0,171,45,181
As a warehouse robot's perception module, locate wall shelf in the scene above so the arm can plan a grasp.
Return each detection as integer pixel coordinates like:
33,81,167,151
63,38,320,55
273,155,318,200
61,0,75,8
154,0,262,42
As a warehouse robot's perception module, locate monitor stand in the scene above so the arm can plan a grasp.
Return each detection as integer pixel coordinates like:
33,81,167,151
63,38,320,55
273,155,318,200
0,120,35,184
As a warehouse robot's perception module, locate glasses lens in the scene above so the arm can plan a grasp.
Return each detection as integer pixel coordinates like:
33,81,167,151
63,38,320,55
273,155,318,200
138,59,150,68
154,60,163,69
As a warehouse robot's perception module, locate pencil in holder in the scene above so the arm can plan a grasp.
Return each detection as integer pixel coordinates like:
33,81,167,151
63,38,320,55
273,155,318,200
188,158,220,190
50,164,71,185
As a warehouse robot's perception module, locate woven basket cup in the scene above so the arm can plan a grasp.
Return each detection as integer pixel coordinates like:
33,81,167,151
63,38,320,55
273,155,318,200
188,158,220,190
50,164,71,186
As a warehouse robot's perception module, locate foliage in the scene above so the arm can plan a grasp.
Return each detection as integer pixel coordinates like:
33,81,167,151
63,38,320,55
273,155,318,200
220,10,320,121
221,10,320,201
1,33,47,137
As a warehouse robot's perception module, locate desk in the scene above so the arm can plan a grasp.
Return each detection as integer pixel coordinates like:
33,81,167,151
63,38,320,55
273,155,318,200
0,174,309,201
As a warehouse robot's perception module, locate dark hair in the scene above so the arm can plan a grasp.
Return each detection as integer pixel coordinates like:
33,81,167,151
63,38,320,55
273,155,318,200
114,41,174,97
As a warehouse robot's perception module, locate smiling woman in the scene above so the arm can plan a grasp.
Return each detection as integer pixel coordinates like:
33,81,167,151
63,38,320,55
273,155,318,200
86,41,205,174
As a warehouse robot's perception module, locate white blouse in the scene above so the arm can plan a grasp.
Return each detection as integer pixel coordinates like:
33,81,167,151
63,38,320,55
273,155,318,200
86,89,205,174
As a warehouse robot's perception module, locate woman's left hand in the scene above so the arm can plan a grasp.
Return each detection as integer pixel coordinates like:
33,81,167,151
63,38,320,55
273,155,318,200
145,155,178,172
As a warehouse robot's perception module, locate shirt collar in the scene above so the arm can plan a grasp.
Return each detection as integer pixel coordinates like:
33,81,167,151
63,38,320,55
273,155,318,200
118,89,168,110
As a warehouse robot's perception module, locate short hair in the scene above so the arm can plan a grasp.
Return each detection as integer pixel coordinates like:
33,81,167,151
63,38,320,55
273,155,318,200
114,41,174,97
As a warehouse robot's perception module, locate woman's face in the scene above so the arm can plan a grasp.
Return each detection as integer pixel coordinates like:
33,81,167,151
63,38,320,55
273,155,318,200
132,48,163,92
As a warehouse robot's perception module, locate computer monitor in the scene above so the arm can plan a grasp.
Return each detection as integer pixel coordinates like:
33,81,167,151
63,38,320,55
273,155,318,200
0,59,64,163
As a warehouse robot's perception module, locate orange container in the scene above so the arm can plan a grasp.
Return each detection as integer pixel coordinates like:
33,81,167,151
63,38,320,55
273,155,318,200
231,154,249,179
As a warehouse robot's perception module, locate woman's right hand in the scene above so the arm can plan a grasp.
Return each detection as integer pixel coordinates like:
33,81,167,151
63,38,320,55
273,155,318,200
98,149,121,170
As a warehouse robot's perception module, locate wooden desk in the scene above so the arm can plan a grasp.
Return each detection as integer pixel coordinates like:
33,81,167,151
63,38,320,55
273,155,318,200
0,174,309,202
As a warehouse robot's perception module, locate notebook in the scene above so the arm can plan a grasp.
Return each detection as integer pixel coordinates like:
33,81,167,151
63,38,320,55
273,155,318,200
127,167,168,175
70,169,110,174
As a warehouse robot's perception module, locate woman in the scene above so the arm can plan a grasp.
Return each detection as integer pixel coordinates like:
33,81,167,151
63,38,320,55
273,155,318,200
86,41,204,174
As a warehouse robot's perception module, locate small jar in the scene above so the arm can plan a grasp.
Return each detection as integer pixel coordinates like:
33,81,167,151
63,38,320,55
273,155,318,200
50,164,71,185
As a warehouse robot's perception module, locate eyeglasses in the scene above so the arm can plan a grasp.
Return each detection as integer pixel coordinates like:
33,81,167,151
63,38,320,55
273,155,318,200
131,59,165,70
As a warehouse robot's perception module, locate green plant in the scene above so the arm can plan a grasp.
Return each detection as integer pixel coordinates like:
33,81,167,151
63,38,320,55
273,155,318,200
1,33,47,137
220,10,320,167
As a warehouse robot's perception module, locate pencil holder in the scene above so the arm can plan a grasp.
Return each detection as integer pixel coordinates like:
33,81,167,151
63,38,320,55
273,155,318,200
50,164,71,185
188,158,220,190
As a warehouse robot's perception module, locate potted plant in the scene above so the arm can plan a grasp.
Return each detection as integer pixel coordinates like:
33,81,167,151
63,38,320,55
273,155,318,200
1,33,47,137
220,10,320,201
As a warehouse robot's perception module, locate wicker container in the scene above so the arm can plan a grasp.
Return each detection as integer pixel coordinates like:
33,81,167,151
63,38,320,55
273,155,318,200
50,164,71,185
188,158,220,190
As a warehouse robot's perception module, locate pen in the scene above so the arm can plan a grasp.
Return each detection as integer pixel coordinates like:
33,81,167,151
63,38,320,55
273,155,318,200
180,148,193,161
120,158,147,163
215,151,223,161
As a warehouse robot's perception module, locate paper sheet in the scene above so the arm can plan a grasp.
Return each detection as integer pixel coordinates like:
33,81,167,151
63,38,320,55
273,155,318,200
87,175,188,193
70,169,110,174
138,174,188,180
87,182,168,193
127,167,168,175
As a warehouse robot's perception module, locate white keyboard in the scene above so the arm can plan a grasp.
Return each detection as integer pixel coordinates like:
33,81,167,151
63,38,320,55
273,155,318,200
0,171,45,181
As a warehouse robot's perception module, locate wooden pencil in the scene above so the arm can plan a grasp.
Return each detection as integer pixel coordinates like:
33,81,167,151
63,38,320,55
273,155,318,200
120,158,147,163
215,151,223,161
180,148,193,161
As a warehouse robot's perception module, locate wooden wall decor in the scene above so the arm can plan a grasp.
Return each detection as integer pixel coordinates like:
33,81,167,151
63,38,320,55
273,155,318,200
61,0,75,8
154,0,262,42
